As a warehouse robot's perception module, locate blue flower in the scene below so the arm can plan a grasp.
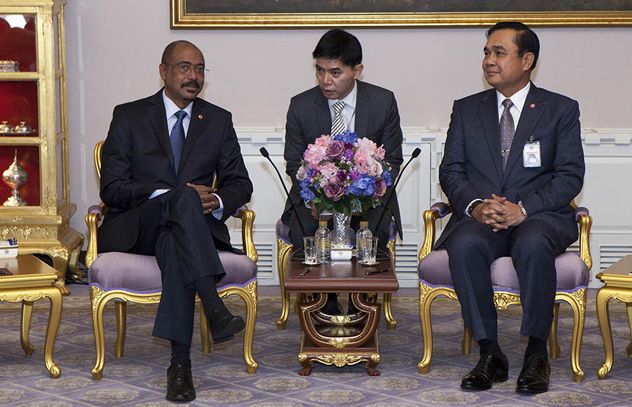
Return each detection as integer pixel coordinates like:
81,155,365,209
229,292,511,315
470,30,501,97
382,170,392,186
300,184,315,202
333,131,358,144
348,176,375,197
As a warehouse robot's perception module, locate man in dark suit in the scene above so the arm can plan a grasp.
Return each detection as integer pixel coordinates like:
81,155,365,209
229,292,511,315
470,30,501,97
282,29,404,314
437,22,584,394
99,40,253,402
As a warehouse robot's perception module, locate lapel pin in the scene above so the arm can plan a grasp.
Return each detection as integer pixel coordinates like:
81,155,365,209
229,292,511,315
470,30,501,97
198,114,204,119
530,103,536,109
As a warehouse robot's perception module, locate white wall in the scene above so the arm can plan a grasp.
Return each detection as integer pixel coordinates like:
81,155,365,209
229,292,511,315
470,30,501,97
64,1,632,284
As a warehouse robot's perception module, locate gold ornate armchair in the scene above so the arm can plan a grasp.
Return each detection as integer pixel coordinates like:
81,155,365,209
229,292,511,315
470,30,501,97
86,141,258,379
275,219,398,329
417,201,592,383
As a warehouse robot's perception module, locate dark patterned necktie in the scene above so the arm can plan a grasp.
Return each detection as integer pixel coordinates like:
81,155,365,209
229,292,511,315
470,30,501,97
170,110,187,174
330,101,347,136
500,99,514,168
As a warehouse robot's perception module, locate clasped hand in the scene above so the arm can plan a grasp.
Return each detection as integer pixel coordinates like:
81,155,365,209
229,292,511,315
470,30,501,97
471,194,525,232
187,182,219,215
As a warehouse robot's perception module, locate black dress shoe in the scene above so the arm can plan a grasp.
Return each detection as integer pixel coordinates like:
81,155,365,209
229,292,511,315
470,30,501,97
516,353,550,394
208,302,245,343
461,352,509,391
166,362,196,402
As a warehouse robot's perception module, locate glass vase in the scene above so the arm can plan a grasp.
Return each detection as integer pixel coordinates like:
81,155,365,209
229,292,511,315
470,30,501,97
331,210,353,250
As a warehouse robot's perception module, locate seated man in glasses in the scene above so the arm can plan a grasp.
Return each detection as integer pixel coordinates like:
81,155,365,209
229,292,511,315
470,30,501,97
99,40,252,403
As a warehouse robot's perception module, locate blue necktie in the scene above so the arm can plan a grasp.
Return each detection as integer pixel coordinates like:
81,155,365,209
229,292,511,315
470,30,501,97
170,110,187,174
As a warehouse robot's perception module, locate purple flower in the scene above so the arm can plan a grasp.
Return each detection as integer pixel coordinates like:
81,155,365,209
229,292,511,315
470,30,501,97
344,148,354,160
324,183,345,201
375,178,387,197
326,141,345,160
336,170,347,183
349,170,361,181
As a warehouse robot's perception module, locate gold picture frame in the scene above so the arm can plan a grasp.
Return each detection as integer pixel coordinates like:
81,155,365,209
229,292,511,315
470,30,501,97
170,0,632,29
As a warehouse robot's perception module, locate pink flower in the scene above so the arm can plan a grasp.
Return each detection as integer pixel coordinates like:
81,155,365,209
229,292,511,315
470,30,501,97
318,162,339,183
303,145,327,168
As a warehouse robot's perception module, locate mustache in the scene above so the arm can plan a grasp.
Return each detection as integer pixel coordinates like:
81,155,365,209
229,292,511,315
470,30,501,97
181,80,200,89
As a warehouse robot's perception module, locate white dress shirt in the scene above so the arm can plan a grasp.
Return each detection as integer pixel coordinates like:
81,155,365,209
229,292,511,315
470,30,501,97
327,81,357,132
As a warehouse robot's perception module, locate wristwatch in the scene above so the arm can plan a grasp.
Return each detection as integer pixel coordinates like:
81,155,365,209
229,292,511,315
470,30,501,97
466,199,483,217
518,200,528,217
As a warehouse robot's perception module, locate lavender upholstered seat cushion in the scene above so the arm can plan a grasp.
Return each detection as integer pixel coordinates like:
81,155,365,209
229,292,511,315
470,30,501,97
89,251,257,292
418,249,589,292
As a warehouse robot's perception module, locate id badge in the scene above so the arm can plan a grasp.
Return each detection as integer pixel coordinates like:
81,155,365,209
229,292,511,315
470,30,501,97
523,141,541,168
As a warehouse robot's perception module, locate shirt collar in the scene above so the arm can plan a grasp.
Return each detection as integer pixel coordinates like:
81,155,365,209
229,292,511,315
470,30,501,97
496,81,531,114
162,90,193,119
328,80,357,110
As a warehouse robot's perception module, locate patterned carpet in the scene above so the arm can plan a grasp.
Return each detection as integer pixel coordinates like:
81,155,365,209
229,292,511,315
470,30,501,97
1,287,632,406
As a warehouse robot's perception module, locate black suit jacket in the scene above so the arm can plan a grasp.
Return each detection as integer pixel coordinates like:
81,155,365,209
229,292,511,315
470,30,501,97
282,81,404,245
436,84,585,248
99,89,252,252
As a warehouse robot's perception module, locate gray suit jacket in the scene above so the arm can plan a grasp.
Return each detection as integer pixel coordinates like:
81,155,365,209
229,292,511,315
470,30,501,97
436,84,585,249
282,81,404,248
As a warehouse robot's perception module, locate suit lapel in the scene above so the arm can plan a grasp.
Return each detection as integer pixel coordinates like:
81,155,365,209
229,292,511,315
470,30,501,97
147,90,174,168
478,90,503,180
179,99,205,172
503,85,544,179
354,81,369,137
314,88,331,135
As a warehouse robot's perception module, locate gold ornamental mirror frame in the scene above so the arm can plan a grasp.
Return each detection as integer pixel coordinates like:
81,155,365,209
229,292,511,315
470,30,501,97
171,0,632,29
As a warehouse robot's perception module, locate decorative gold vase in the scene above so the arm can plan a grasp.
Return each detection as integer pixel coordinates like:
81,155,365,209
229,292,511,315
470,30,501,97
2,150,28,206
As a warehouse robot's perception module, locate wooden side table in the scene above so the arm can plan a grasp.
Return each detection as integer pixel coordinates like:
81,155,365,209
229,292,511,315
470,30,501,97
596,255,632,379
284,255,399,376
0,255,63,378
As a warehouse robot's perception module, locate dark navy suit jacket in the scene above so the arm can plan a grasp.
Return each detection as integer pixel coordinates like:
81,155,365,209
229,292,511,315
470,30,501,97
437,84,585,249
99,89,252,252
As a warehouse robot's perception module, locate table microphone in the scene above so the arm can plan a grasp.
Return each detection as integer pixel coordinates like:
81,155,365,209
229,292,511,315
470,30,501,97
372,147,422,237
259,147,306,237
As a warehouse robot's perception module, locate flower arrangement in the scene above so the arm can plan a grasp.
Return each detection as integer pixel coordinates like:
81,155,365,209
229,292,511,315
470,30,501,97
296,131,392,215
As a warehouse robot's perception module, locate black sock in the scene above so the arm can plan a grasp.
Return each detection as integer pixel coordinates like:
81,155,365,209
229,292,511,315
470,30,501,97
170,340,191,366
478,339,502,357
194,275,224,319
525,337,547,357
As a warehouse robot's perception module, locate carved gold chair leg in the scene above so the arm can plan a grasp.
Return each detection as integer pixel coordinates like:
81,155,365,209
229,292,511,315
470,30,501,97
67,238,85,281
626,303,632,358
200,305,212,354
219,281,258,373
276,239,293,329
418,284,459,374
114,301,127,358
462,326,473,355
90,286,108,380
555,289,586,382
383,293,396,329
20,301,35,356
549,302,561,359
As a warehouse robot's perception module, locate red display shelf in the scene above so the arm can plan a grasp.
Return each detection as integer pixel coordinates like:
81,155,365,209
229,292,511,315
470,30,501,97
0,15,37,72
0,82,38,136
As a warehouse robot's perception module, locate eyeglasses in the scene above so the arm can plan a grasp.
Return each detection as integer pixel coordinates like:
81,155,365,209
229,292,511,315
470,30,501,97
163,62,208,75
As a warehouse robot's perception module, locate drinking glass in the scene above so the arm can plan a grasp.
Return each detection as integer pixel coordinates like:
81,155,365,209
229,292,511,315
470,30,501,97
303,236,318,265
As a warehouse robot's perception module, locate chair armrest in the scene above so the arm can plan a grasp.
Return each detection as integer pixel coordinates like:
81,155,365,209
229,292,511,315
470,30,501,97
418,202,453,261
84,204,105,269
575,207,593,270
234,206,258,263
